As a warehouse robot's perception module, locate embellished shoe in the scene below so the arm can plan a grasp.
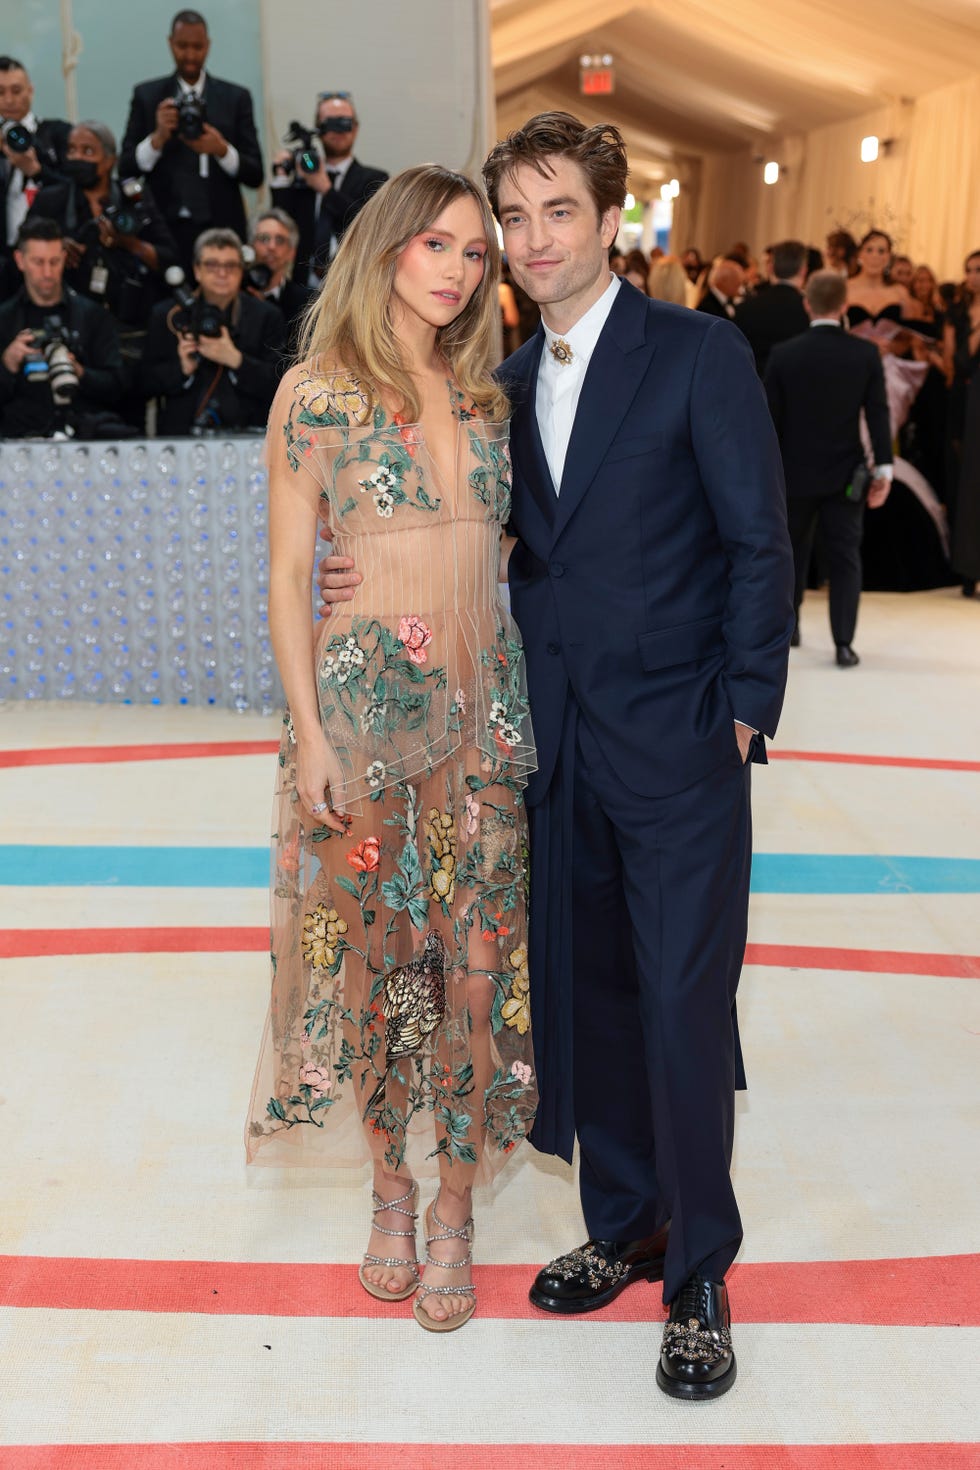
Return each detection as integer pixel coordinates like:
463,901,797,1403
656,1274,737,1400
528,1225,669,1315
412,1201,476,1333
357,1180,420,1303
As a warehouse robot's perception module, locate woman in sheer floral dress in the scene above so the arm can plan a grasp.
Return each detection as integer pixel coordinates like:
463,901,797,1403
246,166,537,1331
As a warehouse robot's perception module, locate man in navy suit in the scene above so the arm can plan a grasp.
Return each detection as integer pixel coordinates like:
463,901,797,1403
319,114,794,1400
119,9,263,274
482,113,793,1400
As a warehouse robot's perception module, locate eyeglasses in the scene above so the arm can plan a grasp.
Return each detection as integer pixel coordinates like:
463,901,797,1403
198,259,242,273
254,232,292,247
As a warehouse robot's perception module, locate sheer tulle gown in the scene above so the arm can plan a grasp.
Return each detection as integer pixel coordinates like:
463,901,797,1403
247,365,538,1183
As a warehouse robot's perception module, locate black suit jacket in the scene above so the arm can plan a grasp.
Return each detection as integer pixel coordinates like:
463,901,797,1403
697,289,734,319
119,73,263,238
275,159,388,280
141,288,286,434
734,282,809,376
1,117,72,285
764,324,893,499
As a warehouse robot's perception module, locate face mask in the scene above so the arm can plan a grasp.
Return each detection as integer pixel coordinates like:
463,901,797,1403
64,158,100,189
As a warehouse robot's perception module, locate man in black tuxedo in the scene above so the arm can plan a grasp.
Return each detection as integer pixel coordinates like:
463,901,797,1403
765,270,893,665
141,227,284,435
270,91,387,285
697,256,745,319
0,57,71,294
119,9,263,275
734,239,809,375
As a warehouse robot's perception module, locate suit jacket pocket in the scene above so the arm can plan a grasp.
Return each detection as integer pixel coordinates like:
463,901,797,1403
637,616,725,671
604,431,664,464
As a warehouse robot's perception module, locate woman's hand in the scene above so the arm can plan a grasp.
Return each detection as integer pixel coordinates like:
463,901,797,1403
295,728,351,833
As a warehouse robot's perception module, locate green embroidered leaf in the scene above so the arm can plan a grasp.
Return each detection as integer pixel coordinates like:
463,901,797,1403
336,874,361,900
267,1097,287,1121
362,908,376,926
340,497,357,514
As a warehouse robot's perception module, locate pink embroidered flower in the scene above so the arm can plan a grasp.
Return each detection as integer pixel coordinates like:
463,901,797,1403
510,1061,532,1086
299,1064,331,1096
279,832,300,873
393,413,422,459
461,792,480,838
347,835,381,873
397,614,433,665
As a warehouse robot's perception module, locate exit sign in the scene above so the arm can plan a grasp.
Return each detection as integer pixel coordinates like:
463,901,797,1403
580,53,614,95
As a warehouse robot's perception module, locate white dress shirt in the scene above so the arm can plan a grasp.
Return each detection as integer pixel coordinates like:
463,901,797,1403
535,273,620,492
4,110,40,246
135,72,240,215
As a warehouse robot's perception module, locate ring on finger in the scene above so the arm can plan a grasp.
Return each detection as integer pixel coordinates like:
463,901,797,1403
311,801,328,814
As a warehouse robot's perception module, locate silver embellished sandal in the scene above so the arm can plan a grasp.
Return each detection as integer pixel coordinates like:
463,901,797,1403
412,1201,477,1332
357,1180,420,1302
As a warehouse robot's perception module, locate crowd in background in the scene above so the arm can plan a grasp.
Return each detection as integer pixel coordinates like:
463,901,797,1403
1,12,978,588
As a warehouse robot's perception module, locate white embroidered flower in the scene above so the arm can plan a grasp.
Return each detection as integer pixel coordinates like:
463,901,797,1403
499,721,521,747
373,465,398,491
337,646,351,666
374,490,395,518
489,699,507,725
336,671,349,685
321,654,337,679
366,760,386,789
345,636,365,667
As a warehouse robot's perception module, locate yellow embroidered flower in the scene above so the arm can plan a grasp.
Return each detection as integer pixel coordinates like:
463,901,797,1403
302,903,349,970
425,809,457,904
295,371,371,424
502,944,530,1034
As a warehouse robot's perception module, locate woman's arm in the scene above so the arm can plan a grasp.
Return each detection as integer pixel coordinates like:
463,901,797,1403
268,375,350,829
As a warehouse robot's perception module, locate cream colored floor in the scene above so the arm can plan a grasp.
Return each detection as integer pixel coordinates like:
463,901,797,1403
0,586,978,1454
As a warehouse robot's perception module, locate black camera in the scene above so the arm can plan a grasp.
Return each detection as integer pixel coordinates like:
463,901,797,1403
240,245,272,293
0,117,35,153
176,92,207,141
272,120,319,178
165,266,226,338
102,177,151,238
23,315,82,407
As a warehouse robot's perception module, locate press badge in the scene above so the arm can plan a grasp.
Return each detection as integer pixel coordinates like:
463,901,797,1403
89,264,109,295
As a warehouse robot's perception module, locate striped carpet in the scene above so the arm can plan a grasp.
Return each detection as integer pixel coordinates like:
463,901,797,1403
1,587,978,1467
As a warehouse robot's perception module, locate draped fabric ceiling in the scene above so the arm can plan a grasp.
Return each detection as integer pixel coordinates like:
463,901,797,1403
491,0,980,275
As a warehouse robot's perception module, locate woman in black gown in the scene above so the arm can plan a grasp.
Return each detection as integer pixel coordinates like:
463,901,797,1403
945,251,980,594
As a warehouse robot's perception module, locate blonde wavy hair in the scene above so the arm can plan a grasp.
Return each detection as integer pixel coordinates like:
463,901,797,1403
647,256,690,307
296,164,509,423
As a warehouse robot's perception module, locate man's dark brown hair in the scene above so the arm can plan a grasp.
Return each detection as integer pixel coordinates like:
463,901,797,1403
483,111,628,222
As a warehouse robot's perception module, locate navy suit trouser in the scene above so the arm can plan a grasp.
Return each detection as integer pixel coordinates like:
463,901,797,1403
528,696,752,1303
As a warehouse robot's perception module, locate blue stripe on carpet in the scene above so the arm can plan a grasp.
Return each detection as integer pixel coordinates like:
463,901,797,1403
0,847,979,893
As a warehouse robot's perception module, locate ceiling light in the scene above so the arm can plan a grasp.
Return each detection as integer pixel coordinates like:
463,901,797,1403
861,135,879,163
669,178,680,198
660,184,673,202
763,161,779,185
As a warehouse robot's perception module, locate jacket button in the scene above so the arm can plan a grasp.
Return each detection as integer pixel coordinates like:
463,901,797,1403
549,561,565,577
546,642,560,655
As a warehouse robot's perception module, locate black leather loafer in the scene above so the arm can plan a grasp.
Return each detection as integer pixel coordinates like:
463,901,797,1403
656,1274,736,1400
835,644,860,667
529,1224,669,1314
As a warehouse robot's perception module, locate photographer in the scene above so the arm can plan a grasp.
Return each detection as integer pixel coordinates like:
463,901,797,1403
142,227,284,435
270,90,386,283
0,217,126,438
119,9,263,275
245,208,313,345
0,56,70,291
26,121,177,381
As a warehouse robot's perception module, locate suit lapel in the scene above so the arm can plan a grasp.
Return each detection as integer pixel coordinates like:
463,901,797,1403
552,286,656,539
509,327,556,530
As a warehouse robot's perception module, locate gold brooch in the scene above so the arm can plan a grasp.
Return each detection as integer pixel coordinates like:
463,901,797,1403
549,337,574,366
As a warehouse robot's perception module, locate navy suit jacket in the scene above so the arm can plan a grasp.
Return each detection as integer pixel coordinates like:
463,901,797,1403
500,285,795,805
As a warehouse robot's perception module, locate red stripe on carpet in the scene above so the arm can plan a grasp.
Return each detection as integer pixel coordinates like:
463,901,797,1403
744,943,980,979
0,1252,976,1326
0,1446,976,1469
769,749,980,772
4,929,979,979
0,741,278,768
1,742,977,771
0,927,269,958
